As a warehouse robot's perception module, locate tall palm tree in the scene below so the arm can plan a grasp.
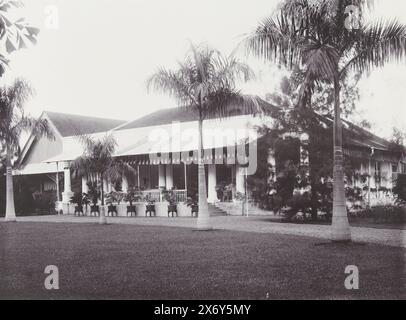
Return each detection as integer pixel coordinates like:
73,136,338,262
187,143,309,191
0,79,54,221
70,134,135,224
245,0,406,241
147,44,263,230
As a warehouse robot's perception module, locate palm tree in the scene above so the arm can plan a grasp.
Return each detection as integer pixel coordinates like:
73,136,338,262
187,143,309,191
70,134,135,224
0,79,54,221
245,0,406,241
147,44,264,230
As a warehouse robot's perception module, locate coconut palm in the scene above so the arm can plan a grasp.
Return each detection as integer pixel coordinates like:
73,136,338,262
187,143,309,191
0,79,54,221
70,134,135,224
147,44,264,230
245,0,406,241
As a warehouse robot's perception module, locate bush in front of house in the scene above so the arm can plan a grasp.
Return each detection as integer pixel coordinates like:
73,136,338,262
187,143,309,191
282,192,311,222
393,173,406,205
369,205,405,224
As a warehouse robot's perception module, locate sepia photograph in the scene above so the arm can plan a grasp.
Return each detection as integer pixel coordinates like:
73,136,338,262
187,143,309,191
0,0,405,309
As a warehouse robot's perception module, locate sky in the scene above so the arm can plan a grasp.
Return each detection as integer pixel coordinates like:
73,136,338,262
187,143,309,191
2,0,406,139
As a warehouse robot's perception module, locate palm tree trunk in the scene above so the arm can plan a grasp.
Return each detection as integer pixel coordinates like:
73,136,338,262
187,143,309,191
196,117,211,230
5,146,16,222
332,74,351,242
99,174,107,224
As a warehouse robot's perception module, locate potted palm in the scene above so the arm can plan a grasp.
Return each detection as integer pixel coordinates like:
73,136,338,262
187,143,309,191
145,195,156,217
70,192,83,216
124,187,139,216
87,182,100,216
186,196,198,217
165,189,178,217
82,192,91,215
105,191,123,217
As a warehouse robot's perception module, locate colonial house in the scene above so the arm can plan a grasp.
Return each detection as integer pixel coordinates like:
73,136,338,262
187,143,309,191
13,106,406,215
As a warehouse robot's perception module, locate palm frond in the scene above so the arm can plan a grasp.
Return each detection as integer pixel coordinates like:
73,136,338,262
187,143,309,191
147,67,196,106
341,19,406,75
203,89,264,120
18,117,55,140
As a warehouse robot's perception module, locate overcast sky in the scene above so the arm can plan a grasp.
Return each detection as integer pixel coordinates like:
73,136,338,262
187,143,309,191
2,0,406,139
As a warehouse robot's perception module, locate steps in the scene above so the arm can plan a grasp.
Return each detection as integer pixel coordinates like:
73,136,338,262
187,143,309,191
208,203,227,216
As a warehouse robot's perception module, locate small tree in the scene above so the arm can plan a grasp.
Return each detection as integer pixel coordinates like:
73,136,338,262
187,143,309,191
70,134,135,224
0,80,54,221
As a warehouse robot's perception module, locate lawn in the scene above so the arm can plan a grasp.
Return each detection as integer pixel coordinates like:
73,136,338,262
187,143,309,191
0,222,404,299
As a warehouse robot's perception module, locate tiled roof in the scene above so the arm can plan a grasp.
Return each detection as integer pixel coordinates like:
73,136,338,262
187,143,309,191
117,103,279,131
45,111,126,137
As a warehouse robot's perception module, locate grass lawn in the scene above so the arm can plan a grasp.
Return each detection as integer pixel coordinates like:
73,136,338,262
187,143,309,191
0,222,404,300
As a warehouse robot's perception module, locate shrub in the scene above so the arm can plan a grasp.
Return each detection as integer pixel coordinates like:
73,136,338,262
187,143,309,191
87,182,100,205
124,187,142,206
283,192,311,221
70,192,83,206
370,206,405,224
393,174,406,205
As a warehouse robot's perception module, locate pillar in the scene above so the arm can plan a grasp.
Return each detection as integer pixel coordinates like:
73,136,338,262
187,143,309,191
103,179,109,194
122,176,129,193
62,162,73,203
268,152,276,182
235,165,245,195
207,164,218,203
158,164,166,188
82,177,88,194
166,164,173,190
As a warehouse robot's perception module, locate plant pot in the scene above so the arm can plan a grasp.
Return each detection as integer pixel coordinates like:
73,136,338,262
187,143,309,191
90,205,100,216
144,203,155,216
107,205,118,217
168,204,177,217
126,205,137,216
74,205,83,216
191,204,198,217
177,203,192,217
155,202,168,217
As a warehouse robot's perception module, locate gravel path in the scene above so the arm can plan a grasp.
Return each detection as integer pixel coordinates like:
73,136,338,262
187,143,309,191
6,214,406,248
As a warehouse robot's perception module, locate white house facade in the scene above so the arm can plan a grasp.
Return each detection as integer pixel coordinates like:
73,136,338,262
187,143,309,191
14,107,406,216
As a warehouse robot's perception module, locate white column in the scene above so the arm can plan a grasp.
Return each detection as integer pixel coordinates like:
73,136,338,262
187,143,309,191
165,164,173,190
103,179,109,194
122,176,129,193
299,133,310,166
268,151,276,182
158,164,166,188
62,162,73,203
107,178,113,192
82,177,88,194
235,165,245,195
207,164,218,203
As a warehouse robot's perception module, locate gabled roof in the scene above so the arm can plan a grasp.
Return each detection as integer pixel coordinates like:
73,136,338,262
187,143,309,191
45,111,126,137
318,114,393,151
116,103,280,131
